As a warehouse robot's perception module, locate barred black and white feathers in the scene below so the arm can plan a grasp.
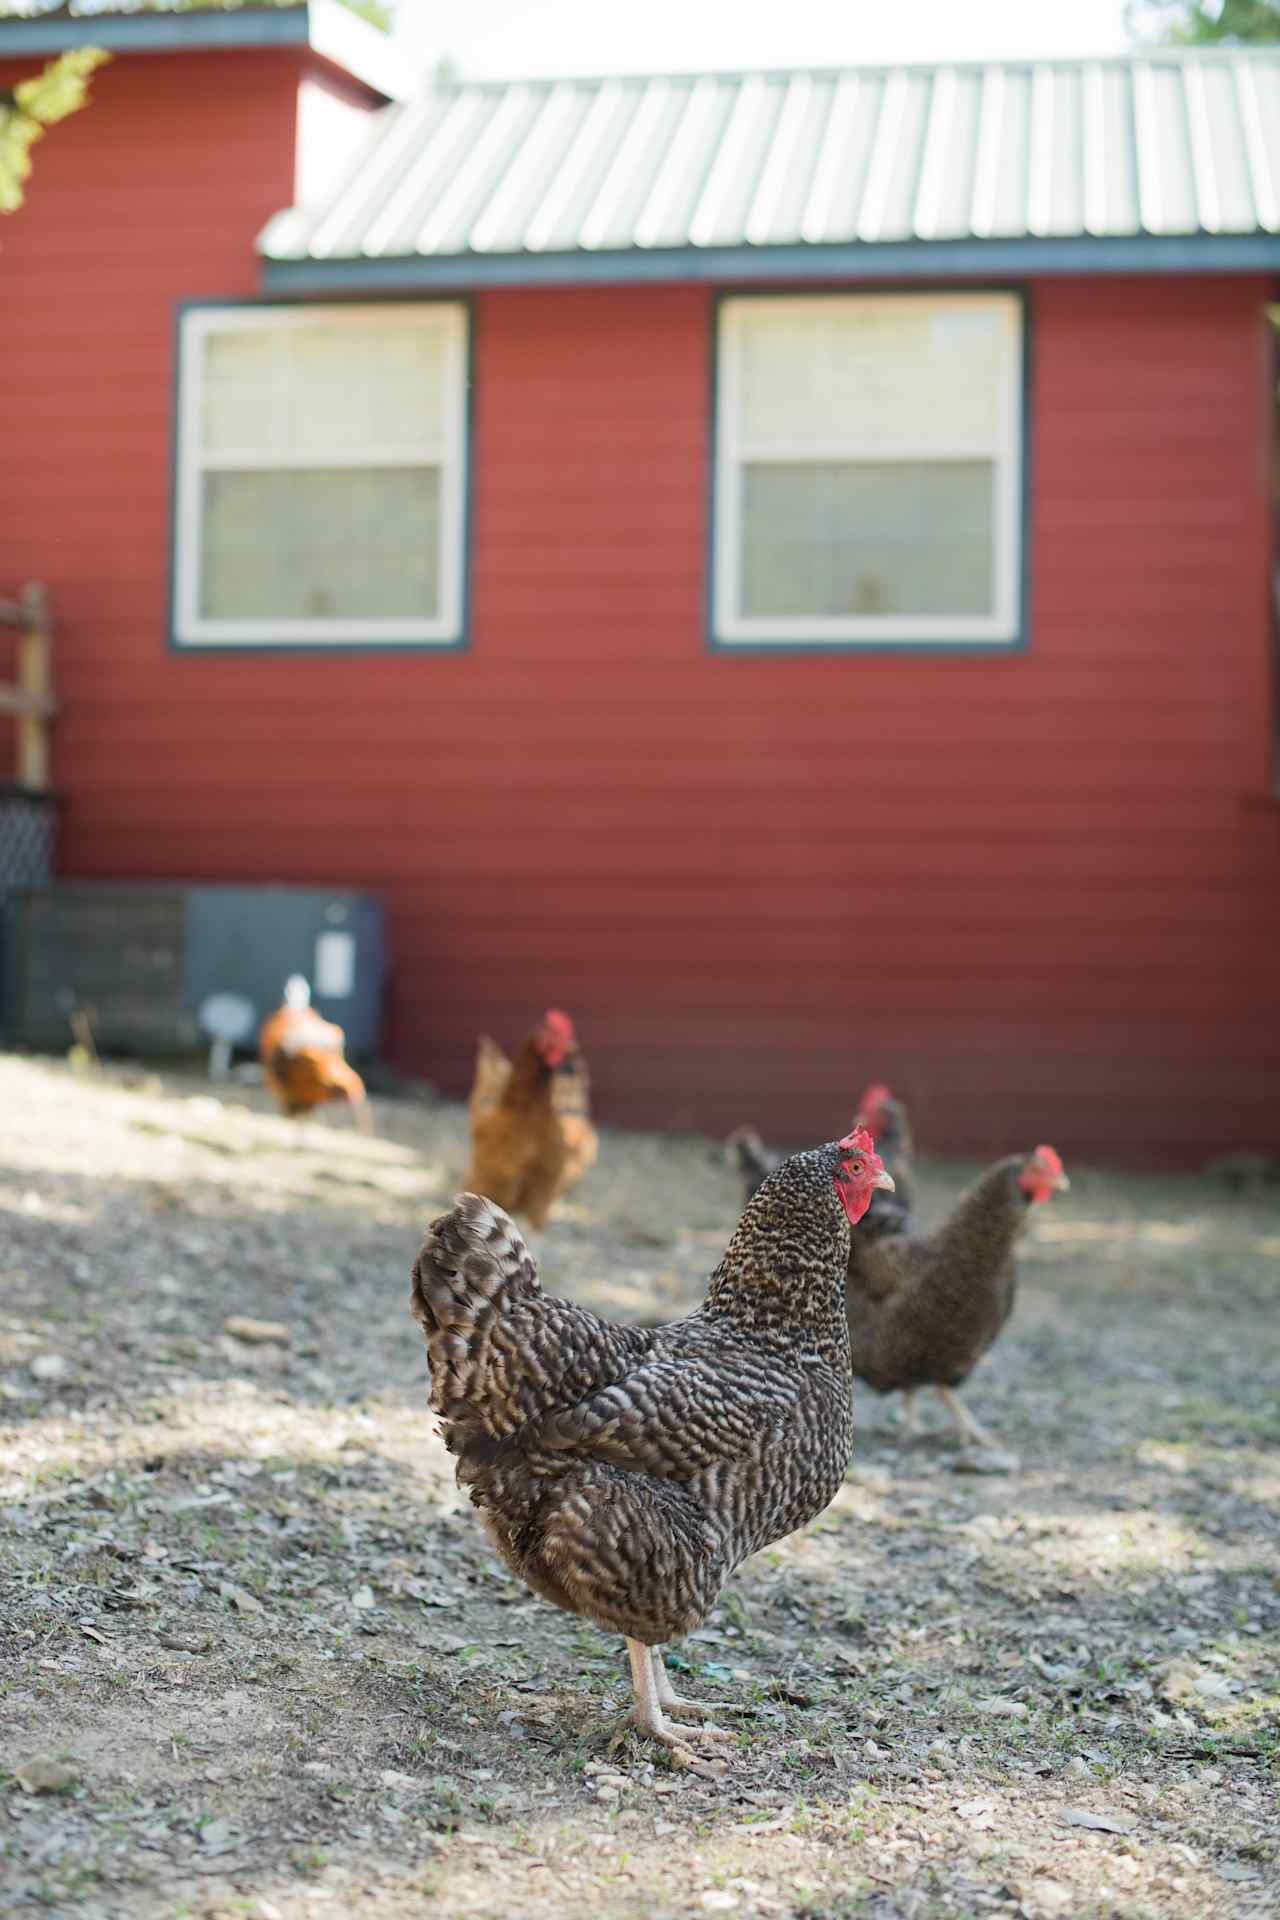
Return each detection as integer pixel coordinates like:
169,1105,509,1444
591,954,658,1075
410,1144,863,1648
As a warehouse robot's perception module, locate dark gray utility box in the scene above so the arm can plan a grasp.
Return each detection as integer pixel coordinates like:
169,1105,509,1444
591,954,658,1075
5,882,385,1057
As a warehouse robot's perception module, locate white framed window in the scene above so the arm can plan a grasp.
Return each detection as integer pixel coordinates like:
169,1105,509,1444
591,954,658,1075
713,292,1025,648
173,301,468,648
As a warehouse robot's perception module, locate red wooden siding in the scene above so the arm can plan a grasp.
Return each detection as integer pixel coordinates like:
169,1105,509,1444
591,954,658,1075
0,44,303,791
2,61,1277,1165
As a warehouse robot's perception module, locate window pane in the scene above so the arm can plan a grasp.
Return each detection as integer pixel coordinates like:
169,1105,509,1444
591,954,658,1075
199,467,441,621
735,298,1009,455
740,461,994,618
201,320,449,455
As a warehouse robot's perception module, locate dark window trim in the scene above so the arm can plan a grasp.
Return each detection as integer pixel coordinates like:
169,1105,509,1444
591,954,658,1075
167,293,475,657
705,281,1034,658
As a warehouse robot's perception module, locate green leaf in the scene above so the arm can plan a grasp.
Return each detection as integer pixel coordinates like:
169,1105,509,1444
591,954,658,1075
14,47,112,129
0,47,109,214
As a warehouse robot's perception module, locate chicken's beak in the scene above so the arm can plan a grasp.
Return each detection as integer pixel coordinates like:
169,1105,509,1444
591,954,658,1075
1053,1171,1070,1192
873,1168,896,1192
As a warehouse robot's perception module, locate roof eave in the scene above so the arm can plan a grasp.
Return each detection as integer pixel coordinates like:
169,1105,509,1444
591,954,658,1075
258,230,1280,296
0,0,410,99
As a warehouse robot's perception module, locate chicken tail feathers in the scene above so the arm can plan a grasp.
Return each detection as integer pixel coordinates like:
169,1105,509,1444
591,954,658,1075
410,1193,543,1439
411,1193,648,1470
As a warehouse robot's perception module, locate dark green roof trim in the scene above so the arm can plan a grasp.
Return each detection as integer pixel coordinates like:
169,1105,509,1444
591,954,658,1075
260,229,1280,296
0,9,310,53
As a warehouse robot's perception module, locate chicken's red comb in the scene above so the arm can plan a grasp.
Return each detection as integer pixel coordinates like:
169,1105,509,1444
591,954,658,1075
856,1083,893,1121
839,1124,878,1156
1031,1144,1063,1174
542,1008,576,1041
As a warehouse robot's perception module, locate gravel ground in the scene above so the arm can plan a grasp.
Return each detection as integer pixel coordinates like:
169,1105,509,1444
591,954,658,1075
1,1052,1277,1920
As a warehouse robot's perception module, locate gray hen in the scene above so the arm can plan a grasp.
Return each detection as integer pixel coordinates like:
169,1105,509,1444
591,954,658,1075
410,1128,893,1759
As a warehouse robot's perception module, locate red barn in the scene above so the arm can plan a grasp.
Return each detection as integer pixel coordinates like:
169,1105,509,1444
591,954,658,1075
4,5,1279,1165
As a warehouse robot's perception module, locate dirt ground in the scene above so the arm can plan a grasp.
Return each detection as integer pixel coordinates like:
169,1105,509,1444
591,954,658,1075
1,1054,1277,1920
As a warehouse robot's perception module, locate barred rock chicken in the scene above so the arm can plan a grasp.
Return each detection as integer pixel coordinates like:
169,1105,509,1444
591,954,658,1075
845,1145,1068,1447
464,1009,597,1228
853,1083,916,1240
411,1127,894,1759
723,1125,782,1208
259,976,371,1131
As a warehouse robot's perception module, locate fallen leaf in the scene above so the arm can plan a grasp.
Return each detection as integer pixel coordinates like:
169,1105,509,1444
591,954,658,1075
977,1695,1029,1718
1026,1879,1073,1915
223,1315,290,1345
1160,1659,1236,1708
219,1581,263,1614
1060,1807,1136,1834
15,1758,76,1794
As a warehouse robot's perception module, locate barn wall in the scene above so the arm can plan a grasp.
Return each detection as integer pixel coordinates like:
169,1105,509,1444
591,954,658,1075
0,46,304,781
3,154,1277,1164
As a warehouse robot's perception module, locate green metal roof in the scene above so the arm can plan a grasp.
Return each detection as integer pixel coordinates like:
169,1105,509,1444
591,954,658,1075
258,49,1280,289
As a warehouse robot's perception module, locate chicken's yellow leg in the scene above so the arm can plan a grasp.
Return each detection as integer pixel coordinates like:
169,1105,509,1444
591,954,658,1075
625,1641,733,1754
936,1385,995,1449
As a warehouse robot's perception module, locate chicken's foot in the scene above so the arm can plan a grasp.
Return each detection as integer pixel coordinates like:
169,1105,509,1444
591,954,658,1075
936,1386,996,1449
650,1648,745,1726
899,1390,918,1436
625,1641,734,1758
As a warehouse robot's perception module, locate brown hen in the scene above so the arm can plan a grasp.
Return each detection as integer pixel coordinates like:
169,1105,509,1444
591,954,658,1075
411,1127,894,1759
845,1145,1068,1447
464,1009,597,1228
259,977,370,1132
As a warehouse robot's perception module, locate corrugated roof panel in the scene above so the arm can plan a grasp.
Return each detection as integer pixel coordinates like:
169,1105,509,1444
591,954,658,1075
1081,62,1137,236
523,81,639,252
1134,59,1199,234
416,86,547,255
863,68,933,242
980,65,1033,239
258,50,1280,269
579,80,686,250
747,72,834,245
917,66,983,241
468,83,591,252
634,77,736,249
358,92,494,257
801,70,884,245
1048,65,1085,237
744,72,816,244
689,73,782,247
1235,56,1280,230
1195,61,1253,233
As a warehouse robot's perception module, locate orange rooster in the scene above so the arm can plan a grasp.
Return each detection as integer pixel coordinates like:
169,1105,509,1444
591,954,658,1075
259,976,371,1132
464,1008,597,1228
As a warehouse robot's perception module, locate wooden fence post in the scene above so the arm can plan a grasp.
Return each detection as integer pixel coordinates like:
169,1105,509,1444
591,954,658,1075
0,583,55,792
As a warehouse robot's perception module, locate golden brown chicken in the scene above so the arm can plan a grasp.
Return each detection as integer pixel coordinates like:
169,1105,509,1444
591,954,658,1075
464,1009,596,1228
846,1144,1068,1447
411,1126,894,1758
258,976,370,1132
